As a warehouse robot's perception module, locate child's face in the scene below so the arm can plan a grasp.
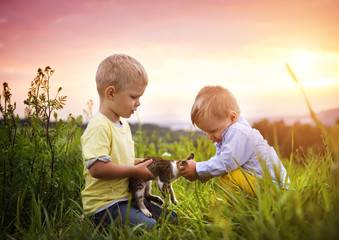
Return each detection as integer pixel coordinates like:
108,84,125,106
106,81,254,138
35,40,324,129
196,117,233,143
111,84,146,119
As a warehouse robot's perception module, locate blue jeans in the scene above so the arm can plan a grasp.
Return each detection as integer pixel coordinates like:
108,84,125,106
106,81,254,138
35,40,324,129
93,199,178,230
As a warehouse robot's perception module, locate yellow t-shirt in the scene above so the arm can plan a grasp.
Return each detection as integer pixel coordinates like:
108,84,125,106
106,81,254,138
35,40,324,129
81,112,134,215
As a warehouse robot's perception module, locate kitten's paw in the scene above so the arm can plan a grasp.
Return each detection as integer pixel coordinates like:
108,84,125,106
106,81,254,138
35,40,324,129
141,208,152,218
172,199,178,205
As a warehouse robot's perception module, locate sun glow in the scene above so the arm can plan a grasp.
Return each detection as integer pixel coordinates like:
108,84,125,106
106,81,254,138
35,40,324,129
286,51,339,88
288,51,318,71
304,78,339,87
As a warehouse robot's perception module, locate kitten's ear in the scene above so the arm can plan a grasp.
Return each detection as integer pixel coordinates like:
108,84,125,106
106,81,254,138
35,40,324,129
187,152,194,160
178,153,194,167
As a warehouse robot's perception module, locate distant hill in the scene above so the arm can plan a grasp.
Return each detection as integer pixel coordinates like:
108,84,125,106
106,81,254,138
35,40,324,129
312,108,339,125
254,107,339,126
6,108,337,137
129,122,204,142
128,107,339,134
141,107,339,132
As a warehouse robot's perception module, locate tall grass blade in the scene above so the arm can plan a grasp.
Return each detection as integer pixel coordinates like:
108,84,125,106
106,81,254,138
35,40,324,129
286,63,329,152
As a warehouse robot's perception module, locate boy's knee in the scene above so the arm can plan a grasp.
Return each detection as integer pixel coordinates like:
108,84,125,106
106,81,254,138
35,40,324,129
139,217,156,230
168,210,178,223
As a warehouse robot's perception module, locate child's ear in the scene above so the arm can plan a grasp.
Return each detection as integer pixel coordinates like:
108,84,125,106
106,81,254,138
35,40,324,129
106,86,115,100
229,111,238,123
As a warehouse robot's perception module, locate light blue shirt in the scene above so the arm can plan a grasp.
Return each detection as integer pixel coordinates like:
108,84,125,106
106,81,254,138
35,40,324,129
196,117,289,187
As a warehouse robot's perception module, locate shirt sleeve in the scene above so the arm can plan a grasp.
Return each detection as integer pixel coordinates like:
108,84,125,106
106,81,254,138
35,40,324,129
86,156,111,169
196,128,254,180
82,122,112,163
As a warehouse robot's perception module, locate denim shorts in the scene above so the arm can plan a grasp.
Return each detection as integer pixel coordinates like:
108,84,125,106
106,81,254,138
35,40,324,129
92,199,178,230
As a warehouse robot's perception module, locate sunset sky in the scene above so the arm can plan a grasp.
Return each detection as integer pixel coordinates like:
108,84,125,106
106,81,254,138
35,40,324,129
1,0,339,129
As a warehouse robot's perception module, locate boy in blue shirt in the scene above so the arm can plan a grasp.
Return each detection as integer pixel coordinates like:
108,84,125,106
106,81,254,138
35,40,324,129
180,85,289,195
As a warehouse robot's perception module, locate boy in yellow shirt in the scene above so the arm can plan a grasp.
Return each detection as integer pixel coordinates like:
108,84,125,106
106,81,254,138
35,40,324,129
81,54,177,229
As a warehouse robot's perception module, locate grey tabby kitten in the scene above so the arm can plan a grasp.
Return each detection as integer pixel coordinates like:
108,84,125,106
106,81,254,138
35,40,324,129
129,153,194,217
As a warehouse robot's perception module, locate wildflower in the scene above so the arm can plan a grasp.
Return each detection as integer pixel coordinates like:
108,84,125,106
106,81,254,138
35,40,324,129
162,152,171,157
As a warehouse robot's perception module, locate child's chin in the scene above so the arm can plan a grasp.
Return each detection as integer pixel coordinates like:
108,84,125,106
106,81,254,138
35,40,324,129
124,113,133,118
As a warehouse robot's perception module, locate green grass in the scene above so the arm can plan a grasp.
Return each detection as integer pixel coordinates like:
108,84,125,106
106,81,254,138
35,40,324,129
3,139,338,240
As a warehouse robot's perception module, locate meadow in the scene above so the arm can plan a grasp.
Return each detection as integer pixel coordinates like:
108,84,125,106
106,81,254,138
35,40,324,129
1,67,339,239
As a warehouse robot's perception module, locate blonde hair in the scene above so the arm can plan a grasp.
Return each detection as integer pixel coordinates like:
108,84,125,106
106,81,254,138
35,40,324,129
96,54,148,96
191,85,240,126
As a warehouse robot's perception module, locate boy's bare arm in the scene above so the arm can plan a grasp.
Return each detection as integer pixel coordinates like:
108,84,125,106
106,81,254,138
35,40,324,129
179,160,199,181
89,159,154,180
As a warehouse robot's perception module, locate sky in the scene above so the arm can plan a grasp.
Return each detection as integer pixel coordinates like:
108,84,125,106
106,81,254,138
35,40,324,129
1,0,339,129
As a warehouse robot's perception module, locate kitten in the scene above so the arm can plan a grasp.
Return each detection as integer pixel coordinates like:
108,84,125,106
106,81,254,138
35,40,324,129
129,153,194,217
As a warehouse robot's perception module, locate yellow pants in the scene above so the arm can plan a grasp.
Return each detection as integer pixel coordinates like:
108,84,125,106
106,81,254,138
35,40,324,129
219,168,257,197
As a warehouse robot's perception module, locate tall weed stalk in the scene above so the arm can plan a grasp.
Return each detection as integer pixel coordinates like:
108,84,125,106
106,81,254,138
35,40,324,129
0,67,83,238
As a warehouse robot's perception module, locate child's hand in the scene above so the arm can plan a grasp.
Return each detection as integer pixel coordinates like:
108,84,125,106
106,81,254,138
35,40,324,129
134,159,155,180
179,160,199,181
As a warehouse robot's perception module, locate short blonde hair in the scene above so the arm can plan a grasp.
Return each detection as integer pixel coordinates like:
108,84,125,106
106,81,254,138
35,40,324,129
96,54,148,96
191,85,240,126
